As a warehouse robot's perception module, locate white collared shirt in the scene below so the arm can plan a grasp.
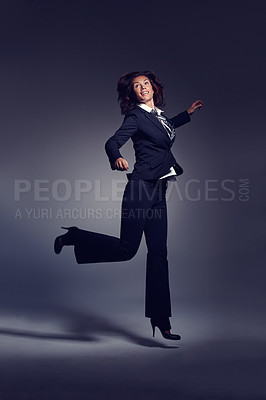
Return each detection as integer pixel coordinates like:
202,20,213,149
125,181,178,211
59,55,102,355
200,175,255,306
138,103,163,115
137,103,177,181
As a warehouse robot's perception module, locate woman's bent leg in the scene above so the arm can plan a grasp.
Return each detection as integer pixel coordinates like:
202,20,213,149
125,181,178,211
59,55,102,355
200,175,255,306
74,180,151,264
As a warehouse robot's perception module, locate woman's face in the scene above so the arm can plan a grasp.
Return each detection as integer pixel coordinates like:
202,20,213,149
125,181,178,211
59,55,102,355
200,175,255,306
132,75,154,105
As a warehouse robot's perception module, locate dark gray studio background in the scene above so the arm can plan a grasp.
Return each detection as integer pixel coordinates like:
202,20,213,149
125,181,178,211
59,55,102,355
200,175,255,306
1,1,266,399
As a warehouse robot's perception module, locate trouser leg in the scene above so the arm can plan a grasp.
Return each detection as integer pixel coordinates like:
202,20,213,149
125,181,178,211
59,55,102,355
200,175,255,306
144,188,172,319
74,180,151,264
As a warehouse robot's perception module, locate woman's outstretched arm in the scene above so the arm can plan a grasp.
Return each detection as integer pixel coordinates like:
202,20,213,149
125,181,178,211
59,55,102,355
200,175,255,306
169,99,203,128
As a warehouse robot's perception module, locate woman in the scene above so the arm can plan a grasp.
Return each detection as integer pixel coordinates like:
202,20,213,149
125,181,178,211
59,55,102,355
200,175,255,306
54,71,203,340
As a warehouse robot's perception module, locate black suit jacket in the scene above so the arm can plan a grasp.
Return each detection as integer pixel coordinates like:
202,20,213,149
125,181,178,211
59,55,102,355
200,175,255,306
105,106,191,180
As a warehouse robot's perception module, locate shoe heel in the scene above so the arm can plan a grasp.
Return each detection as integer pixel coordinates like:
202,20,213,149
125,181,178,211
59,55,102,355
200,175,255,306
54,227,77,254
61,226,78,232
150,318,181,340
151,322,156,337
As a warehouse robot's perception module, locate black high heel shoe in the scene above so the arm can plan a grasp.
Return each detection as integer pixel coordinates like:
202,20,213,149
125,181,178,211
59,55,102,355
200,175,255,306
54,226,78,254
150,318,181,340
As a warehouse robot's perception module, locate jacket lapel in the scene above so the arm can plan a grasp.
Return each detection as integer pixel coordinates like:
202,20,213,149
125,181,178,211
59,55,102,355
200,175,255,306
144,112,170,138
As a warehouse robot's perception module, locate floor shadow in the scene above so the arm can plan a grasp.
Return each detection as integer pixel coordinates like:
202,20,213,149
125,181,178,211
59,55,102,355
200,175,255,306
0,327,97,342
0,306,179,349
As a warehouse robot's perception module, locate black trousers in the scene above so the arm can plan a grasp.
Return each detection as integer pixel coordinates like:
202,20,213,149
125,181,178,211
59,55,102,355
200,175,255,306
73,179,171,319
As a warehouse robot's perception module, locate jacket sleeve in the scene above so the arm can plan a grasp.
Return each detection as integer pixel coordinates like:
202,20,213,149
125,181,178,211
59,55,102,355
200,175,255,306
169,110,191,128
105,112,139,170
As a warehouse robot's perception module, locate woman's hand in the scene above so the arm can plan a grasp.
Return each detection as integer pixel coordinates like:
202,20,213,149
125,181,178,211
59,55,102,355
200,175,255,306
114,157,129,171
187,100,203,115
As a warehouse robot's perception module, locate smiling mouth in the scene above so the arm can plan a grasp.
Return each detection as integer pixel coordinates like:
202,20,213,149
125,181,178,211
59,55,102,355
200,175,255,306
141,91,149,95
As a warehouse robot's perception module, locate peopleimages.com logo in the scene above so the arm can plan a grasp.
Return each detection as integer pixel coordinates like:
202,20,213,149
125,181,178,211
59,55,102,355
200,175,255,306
14,178,250,202
13,178,250,220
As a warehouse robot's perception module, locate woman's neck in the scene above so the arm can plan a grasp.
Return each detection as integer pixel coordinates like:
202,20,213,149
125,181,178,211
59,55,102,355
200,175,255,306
141,98,155,109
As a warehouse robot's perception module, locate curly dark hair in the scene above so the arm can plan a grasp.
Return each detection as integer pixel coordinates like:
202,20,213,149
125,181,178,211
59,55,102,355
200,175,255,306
117,71,165,115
